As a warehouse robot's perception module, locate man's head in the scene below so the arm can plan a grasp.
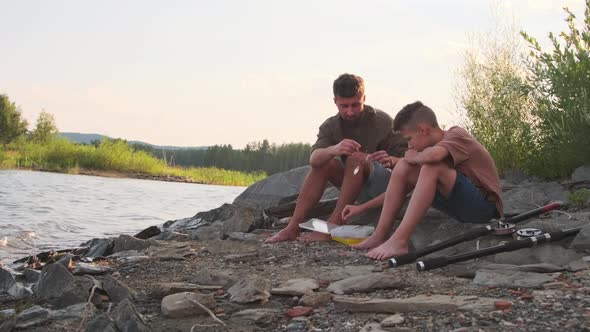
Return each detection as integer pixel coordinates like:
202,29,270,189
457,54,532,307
393,101,441,151
333,73,366,122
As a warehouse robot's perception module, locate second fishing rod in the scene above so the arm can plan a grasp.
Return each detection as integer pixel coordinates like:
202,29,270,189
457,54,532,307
385,201,565,268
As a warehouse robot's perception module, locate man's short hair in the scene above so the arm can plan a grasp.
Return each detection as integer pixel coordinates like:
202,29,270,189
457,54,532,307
393,101,438,131
333,74,365,98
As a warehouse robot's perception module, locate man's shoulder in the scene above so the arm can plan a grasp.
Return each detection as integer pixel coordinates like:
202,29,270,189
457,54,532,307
320,113,340,128
367,105,393,123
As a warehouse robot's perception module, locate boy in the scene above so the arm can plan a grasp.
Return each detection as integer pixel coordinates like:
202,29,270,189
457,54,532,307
349,101,503,259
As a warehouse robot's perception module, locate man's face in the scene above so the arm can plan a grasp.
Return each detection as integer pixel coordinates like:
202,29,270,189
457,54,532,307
400,125,430,152
334,94,365,122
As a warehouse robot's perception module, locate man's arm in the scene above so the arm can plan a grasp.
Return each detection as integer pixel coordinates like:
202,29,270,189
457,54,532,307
310,139,361,168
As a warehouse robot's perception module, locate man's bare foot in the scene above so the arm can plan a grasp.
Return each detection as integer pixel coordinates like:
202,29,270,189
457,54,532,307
365,237,409,260
265,227,300,243
351,233,388,250
299,231,332,242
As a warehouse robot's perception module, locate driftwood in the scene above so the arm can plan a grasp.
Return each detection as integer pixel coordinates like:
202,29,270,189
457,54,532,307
265,198,337,219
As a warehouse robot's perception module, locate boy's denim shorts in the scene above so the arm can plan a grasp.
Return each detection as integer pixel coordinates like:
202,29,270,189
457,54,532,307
432,172,499,223
357,161,391,203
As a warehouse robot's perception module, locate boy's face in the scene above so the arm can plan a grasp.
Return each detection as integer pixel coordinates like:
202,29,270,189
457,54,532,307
400,124,432,152
334,94,365,123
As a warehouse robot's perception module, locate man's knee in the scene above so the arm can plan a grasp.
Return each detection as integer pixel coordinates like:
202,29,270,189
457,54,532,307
343,152,367,166
310,158,341,173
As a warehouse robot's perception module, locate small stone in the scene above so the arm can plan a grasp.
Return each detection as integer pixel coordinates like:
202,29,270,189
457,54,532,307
231,309,279,325
271,278,319,296
494,301,512,310
227,277,270,304
161,292,216,318
298,292,333,308
287,306,313,318
543,281,570,289
381,313,405,326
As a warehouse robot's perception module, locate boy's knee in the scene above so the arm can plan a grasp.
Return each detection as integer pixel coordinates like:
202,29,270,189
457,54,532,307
392,159,414,175
419,162,449,177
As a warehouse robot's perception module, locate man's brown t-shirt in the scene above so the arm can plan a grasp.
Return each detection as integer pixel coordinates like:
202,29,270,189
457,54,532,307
435,126,503,216
311,105,407,157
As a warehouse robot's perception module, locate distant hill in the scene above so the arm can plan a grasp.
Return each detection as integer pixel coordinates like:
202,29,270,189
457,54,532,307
59,132,208,150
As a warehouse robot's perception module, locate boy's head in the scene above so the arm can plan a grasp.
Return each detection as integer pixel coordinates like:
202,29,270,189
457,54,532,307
393,101,440,151
333,73,366,122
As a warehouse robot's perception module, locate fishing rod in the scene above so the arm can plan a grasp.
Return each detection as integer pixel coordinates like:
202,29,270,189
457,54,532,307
415,226,583,272
386,201,565,268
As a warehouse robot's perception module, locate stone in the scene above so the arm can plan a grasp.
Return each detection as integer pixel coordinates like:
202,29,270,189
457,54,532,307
493,244,582,267
0,268,31,300
134,225,161,239
570,225,590,250
103,275,134,302
51,275,97,309
148,242,193,260
192,269,237,290
287,306,313,318
572,165,590,181
149,282,222,299
381,314,405,326
22,268,41,283
0,309,16,317
327,273,404,295
113,298,150,332
481,263,564,273
271,278,320,296
56,254,74,270
191,225,223,241
0,320,15,332
72,262,113,275
227,232,260,243
154,231,189,241
83,238,114,257
14,305,50,329
298,292,333,308
473,269,560,288
161,292,215,318
86,314,118,332
502,181,568,215
50,302,96,320
227,277,270,303
167,204,267,234
224,253,258,263
567,259,590,272
334,295,503,313
494,301,512,310
233,165,339,210
231,309,279,325
112,234,152,253
542,281,570,289
34,263,75,299
117,256,151,264
318,265,377,281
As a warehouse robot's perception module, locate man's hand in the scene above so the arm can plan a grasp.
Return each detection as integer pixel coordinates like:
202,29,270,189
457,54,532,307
331,139,361,156
368,150,400,169
342,204,365,222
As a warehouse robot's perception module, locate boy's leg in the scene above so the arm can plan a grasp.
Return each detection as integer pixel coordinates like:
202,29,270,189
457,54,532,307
352,159,420,249
366,162,456,259
265,158,344,243
301,152,373,241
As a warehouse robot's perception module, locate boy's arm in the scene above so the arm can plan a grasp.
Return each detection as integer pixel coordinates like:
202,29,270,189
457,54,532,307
407,146,449,165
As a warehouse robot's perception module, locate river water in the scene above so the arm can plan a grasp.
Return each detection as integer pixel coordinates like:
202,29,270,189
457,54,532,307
0,170,245,264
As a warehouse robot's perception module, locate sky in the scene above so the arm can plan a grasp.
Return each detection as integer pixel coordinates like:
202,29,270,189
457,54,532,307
0,0,586,148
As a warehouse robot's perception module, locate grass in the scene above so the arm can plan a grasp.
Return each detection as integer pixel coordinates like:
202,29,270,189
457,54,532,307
0,138,266,187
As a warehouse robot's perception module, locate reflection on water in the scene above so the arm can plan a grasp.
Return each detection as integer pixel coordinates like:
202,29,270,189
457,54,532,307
0,170,245,263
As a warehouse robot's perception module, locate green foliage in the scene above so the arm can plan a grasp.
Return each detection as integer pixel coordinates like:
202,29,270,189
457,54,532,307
0,94,28,145
5,138,265,186
31,111,58,143
568,189,590,209
521,0,590,178
455,20,537,175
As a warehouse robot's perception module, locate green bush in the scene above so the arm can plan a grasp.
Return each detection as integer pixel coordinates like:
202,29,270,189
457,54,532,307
521,1,590,178
568,189,590,209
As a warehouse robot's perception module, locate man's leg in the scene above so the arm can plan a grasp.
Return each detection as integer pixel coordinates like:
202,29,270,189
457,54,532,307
366,162,456,259
265,159,344,243
301,152,372,242
352,159,420,249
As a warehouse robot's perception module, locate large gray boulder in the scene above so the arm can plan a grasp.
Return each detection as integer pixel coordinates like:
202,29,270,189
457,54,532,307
502,181,568,215
572,165,590,182
232,165,339,210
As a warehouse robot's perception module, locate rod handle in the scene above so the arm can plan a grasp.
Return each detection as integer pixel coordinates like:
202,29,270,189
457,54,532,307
416,257,448,272
388,252,418,268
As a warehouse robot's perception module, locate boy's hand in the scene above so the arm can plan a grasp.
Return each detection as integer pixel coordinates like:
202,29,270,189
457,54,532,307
342,204,364,222
404,149,420,165
368,150,390,166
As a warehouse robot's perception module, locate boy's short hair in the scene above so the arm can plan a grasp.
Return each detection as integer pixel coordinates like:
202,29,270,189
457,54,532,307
333,74,365,98
393,101,439,131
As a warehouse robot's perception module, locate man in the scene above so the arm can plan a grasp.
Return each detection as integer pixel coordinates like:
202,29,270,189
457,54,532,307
350,101,503,259
265,73,407,243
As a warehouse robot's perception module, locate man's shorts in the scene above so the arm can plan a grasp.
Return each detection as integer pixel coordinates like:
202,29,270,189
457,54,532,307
357,161,392,203
432,172,499,223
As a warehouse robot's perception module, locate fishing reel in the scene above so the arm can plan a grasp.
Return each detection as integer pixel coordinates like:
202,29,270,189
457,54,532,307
513,228,543,240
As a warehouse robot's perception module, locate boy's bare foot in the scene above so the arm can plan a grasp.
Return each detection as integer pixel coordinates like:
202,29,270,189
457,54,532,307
265,227,300,243
351,233,388,250
365,237,409,260
299,231,332,242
